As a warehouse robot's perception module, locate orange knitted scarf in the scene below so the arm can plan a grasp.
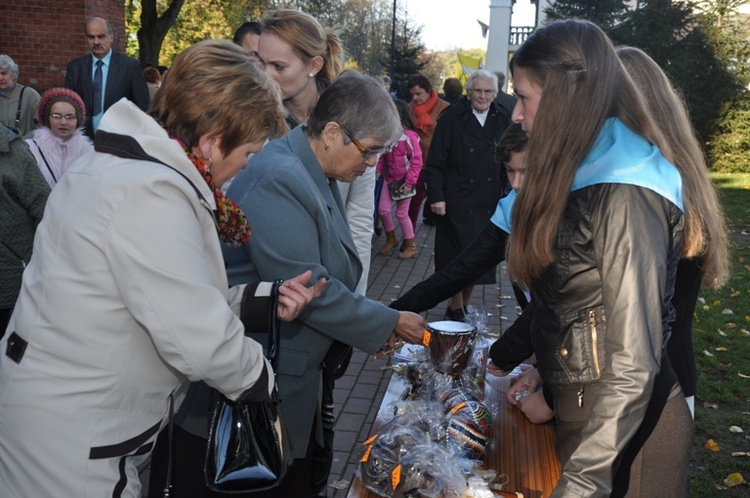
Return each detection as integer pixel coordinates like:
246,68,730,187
412,89,439,134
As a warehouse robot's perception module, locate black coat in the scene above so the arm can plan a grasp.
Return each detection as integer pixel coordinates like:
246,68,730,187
425,98,509,281
495,90,517,117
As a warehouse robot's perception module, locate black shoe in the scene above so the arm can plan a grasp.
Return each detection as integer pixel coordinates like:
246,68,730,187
422,218,436,227
444,306,466,321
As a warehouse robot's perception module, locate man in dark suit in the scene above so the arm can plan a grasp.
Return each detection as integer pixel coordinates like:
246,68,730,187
65,18,149,139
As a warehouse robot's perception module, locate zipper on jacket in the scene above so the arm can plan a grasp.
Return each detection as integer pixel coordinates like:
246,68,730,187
589,309,601,378
1,241,27,269
578,385,584,407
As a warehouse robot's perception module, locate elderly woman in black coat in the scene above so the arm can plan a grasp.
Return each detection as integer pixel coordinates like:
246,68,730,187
426,69,510,320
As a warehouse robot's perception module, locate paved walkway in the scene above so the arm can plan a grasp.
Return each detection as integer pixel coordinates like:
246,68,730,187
326,220,520,497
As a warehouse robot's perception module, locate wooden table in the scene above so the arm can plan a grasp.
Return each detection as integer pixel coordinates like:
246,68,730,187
347,367,560,497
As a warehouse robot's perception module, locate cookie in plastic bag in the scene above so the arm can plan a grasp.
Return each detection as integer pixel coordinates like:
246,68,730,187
390,444,466,498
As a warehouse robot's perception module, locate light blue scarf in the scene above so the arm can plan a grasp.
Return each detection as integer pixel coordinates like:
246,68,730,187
490,118,683,233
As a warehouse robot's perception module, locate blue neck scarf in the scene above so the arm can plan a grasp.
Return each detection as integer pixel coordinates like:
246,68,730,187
491,118,683,233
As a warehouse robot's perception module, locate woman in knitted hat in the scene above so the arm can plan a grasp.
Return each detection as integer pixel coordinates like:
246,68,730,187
26,87,92,187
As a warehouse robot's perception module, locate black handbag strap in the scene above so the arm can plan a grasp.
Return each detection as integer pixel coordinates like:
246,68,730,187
266,280,282,365
162,393,174,498
240,279,283,367
31,139,57,183
15,86,26,129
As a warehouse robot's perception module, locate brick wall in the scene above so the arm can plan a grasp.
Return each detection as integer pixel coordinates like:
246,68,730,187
0,0,127,94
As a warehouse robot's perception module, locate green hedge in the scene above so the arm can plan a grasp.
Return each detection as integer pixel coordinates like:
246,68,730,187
707,90,750,173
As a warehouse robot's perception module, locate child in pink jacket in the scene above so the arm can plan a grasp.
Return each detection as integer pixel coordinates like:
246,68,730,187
376,100,423,258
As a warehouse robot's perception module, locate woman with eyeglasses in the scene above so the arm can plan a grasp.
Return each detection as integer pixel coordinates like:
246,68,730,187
151,73,428,498
25,88,92,188
227,73,426,497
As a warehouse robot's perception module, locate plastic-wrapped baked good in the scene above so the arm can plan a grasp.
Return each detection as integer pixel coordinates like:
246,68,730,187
390,444,466,498
463,333,491,390
358,424,431,497
388,401,447,443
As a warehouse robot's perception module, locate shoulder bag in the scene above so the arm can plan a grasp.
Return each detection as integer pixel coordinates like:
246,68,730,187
204,279,293,493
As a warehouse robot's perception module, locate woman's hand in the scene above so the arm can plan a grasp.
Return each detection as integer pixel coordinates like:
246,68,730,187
507,366,542,406
430,201,446,216
517,391,555,424
276,270,326,322
392,311,428,346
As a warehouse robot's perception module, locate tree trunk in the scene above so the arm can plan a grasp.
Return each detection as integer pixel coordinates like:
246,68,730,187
138,0,186,66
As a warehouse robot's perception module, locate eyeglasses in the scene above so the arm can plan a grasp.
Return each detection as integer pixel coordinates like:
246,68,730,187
50,113,77,121
340,126,387,159
469,88,495,96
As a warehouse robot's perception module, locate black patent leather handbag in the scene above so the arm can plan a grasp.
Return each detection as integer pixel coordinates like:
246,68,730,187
204,280,293,493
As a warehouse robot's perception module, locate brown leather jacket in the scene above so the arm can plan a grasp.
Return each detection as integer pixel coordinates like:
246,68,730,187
492,183,684,497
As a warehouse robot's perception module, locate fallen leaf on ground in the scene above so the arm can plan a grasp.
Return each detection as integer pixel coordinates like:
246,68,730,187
719,330,728,336
329,479,350,490
723,309,734,315
724,472,745,487
732,452,750,457
703,402,719,409
741,329,750,336
705,439,720,452
730,426,744,433
725,323,737,328
704,350,714,357
698,297,706,304
715,346,729,352
714,300,722,306
739,373,750,379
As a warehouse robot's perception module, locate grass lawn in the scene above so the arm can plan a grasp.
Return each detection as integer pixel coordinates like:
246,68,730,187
689,173,750,496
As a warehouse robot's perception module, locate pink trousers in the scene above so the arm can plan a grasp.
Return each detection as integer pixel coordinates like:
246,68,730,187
378,181,415,239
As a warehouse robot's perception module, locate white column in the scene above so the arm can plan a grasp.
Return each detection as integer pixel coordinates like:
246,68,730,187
485,0,513,90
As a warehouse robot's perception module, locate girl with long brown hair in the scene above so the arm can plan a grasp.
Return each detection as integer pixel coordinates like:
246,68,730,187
490,19,727,497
